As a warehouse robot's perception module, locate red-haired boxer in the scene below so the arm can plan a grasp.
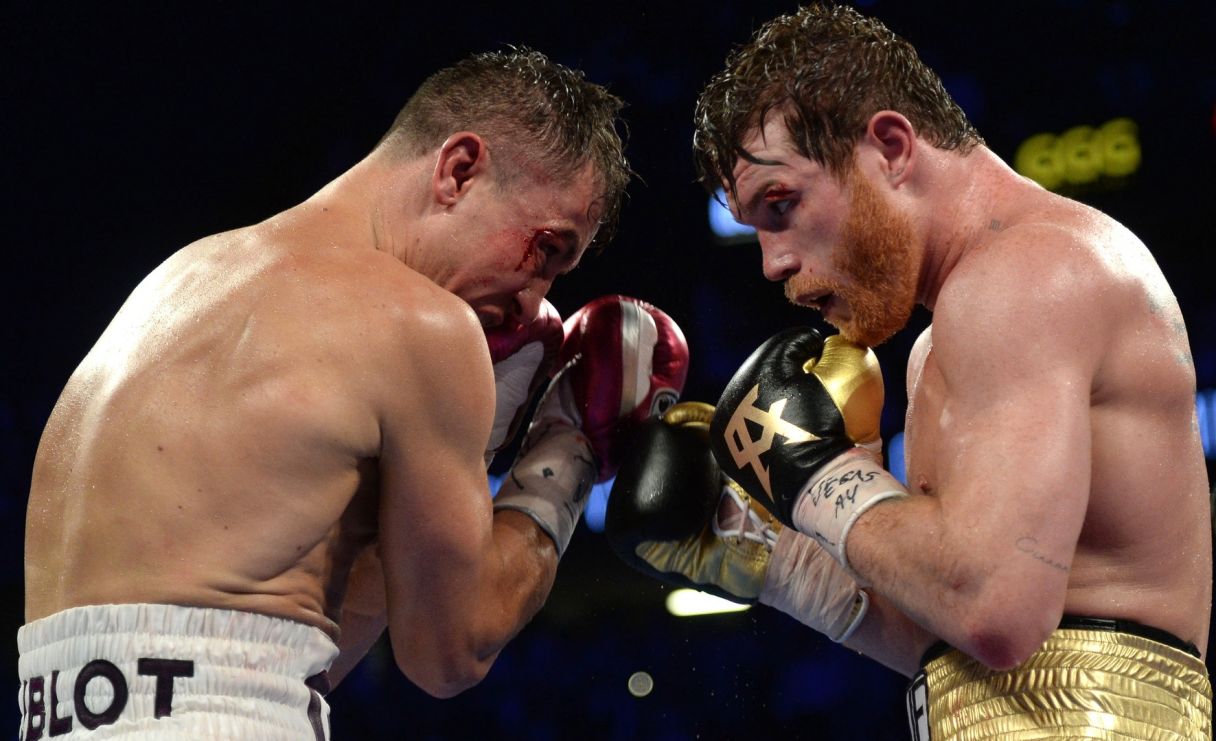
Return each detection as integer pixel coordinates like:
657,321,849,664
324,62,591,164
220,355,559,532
21,48,633,739
646,4,1209,739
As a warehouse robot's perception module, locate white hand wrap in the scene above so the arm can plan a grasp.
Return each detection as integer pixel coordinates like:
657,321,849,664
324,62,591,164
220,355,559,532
492,375,594,556
759,528,869,643
791,448,907,576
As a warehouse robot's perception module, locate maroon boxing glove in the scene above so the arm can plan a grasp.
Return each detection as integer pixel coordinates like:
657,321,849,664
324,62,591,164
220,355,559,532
483,299,563,466
493,295,690,555
557,295,690,481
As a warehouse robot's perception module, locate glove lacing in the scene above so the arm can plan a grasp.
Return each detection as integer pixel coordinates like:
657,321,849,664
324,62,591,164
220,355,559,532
712,480,780,552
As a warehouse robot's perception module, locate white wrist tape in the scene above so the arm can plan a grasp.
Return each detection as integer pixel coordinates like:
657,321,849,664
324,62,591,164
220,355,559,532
791,449,907,575
759,528,869,643
492,377,594,556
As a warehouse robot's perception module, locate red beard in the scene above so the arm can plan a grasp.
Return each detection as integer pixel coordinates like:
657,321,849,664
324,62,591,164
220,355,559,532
785,166,918,347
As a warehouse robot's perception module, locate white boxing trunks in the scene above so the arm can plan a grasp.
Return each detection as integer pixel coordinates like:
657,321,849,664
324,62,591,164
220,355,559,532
16,604,339,740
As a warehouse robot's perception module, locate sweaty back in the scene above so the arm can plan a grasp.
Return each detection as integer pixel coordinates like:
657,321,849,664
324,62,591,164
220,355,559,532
24,227,392,635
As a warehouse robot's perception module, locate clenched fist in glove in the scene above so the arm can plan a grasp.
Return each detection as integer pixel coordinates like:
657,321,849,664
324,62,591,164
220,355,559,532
483,299,564,467
558,295,690,481
606,401,869,642
493,296,689,555
710,328,907,573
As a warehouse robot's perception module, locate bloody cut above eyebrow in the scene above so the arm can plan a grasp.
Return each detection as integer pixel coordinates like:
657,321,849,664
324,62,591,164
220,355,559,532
525,227,582,269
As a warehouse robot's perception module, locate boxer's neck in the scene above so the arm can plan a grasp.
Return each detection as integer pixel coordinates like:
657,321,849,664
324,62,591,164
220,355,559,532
914,146,1032,311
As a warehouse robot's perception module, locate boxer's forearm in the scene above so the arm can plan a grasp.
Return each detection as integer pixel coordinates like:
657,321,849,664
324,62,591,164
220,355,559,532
482,509,560,632
330,545,389,687
840,590,939,677
386,510,558,699
442,510,560,688
846,495,1063,670
329,610,387,687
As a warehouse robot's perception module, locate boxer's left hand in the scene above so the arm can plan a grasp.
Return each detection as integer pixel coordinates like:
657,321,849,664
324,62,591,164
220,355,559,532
493,295,690,556
709,327,906,571
483,300,564,467
605,400,870,641
605,400,777,603
558,295,690,481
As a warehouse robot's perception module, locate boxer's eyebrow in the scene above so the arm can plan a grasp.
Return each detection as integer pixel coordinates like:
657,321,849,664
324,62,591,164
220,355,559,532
737,179,788,224
540,227,584,273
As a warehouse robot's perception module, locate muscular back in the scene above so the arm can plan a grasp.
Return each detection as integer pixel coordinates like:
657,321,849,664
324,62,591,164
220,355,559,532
24,223,435,636
904,193,1211,654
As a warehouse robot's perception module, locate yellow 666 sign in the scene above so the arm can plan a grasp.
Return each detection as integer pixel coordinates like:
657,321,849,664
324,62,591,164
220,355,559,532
1014,118,1141,190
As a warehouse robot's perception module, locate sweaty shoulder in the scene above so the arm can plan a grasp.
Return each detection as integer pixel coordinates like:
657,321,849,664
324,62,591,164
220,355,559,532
931,201,1151,379
220,237,491,439
295,247,489,395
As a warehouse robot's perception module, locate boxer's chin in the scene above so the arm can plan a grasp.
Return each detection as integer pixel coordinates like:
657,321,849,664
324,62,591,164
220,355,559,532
830,289,912,348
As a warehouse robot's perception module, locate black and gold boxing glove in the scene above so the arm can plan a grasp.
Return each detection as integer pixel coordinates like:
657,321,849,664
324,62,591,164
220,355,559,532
604,402,779,603
607,400,872,641
710,328,905,571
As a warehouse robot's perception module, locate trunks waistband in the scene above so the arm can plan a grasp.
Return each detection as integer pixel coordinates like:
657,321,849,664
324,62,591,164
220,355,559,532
906,615,1212,740
919,614,1202,667
16,604,338,740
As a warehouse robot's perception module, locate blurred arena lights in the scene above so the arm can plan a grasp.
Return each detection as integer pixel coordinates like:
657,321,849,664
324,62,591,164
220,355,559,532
707,188,757,244
886,432,907,485
583,479,614,532
626,671,655,698
1013,118,1140,191
665,588,751,617
1198,389,1216,459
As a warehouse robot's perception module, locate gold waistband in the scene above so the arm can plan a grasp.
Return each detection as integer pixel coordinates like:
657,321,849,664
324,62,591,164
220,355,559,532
918,627,1212,740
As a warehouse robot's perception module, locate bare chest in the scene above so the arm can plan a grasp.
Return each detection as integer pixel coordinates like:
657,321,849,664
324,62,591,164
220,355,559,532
902,330,943,497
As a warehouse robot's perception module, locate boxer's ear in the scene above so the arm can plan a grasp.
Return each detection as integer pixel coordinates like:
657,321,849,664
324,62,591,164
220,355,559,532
433,132,489,206
862,111,916,188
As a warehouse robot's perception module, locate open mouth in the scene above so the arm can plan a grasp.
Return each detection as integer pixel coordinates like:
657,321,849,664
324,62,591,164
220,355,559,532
796,290,833,310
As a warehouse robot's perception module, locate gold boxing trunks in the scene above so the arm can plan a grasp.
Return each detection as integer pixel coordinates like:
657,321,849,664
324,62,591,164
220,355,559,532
906,616,1212,740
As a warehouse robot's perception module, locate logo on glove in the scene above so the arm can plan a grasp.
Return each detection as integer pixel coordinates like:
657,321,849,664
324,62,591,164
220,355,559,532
648,388,680,419
721,385,818,498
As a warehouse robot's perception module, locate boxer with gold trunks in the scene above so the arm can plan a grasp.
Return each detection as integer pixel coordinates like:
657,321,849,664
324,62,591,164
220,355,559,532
909,617,1210,739
605,4,1211,738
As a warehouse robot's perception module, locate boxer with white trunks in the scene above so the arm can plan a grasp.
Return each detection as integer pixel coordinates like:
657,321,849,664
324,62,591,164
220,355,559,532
21,49,693,738
18,605,336,740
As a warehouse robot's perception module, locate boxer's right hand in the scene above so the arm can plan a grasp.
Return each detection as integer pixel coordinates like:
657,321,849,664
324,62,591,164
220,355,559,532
606,401,870,642
483,299,563,467
493,295,689,556
709,328,906,572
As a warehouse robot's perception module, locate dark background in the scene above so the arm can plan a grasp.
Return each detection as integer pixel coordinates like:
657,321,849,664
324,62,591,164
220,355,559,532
5,1,1215,738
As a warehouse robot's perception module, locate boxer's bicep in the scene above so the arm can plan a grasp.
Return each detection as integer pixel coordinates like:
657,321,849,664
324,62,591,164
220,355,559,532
932,237,1098,616
374,307,501,695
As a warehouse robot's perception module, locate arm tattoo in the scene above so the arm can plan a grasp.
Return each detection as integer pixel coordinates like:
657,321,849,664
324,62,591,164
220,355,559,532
1015,536,1070,573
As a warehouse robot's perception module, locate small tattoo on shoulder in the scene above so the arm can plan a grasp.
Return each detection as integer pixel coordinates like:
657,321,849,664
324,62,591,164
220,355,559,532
988,219,1002,231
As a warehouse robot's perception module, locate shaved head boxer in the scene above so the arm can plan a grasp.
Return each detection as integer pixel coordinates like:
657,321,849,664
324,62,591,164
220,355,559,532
607,4,1211,739
21,48,691,739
